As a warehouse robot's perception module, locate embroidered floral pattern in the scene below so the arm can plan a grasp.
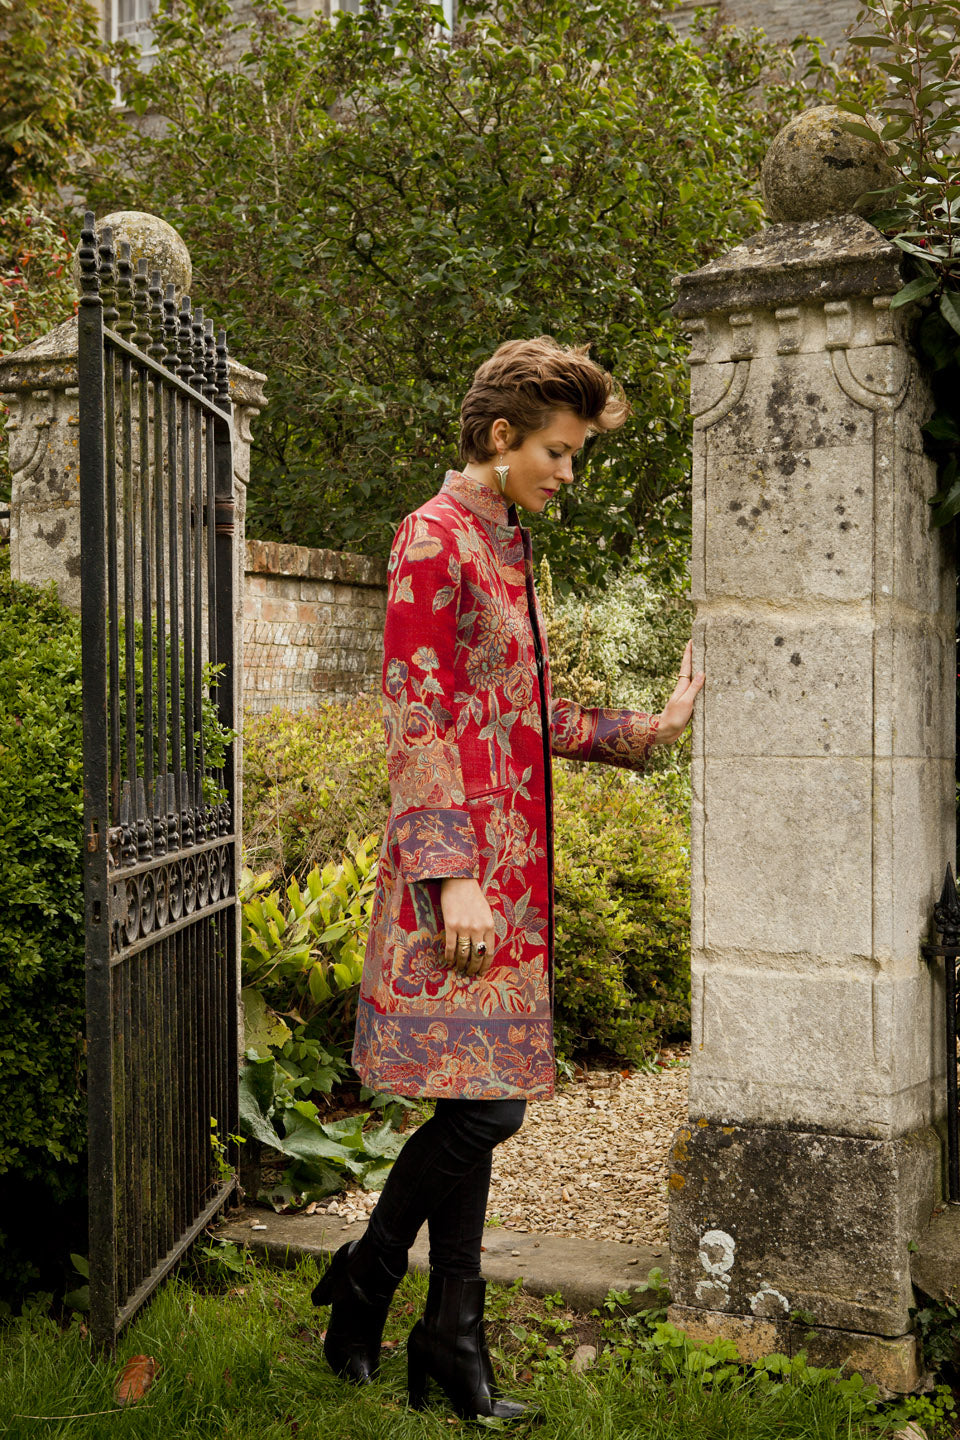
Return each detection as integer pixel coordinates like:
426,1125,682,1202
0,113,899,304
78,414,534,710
353,471,657,1101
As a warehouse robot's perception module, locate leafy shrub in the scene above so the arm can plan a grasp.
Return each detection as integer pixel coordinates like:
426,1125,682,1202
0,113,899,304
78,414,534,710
540,557,695,787
553,763,690,1065
240,834,379,1052
87,0,797,587
242,696,389,880
237,838,418,1207
540,557,693,714
0,549,86,1299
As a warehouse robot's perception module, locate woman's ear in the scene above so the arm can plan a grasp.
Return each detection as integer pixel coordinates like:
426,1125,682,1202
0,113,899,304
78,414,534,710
490,416,513,452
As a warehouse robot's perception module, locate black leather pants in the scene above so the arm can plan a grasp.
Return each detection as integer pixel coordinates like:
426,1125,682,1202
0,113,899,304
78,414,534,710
365,1098,526,1278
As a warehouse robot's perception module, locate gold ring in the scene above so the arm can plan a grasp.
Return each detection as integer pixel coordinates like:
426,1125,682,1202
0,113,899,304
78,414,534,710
457,938,471,953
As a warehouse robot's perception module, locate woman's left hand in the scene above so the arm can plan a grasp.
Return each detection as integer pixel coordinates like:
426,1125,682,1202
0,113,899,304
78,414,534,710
655,639,705,745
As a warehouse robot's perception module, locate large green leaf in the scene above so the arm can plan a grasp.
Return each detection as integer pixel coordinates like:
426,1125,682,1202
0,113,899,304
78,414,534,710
238,1062,285,1149
279,1109,357,1164
242,987,292,1057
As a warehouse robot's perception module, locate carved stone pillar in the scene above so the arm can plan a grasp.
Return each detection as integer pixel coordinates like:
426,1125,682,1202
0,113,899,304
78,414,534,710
668,197,953,1390
0,212,266,622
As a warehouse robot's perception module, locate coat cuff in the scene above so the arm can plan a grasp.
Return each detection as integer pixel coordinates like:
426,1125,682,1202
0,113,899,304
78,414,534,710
392,807,479,882
590,709,659,769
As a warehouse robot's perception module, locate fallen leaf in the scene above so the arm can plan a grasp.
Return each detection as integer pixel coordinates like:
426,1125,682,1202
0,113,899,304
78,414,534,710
115,1354,157,1406
223,1366,233,1388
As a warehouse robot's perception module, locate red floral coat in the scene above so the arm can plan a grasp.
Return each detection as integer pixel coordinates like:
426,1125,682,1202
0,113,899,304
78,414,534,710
352,471,658,1100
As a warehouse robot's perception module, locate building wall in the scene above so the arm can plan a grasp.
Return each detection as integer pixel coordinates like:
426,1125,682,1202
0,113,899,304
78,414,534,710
100,1,863,51
243,540,387,713
675,1,861,47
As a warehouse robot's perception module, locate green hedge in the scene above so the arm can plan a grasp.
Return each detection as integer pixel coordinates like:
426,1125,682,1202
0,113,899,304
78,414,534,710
243,694,691,1066
0,551,87,1300
243,697,390,882
552,762,690,1066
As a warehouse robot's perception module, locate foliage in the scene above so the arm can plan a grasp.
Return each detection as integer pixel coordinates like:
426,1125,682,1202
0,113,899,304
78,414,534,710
237,839,415,1205
552,763,690,1065
838,2,960,526
0,202,77,506
538,556,694,778
240,835,378,1032
83,0,799,587
0,549,87,1301
913,1291,960,1378
0,1256,947,1437
0,0,127,204
238,1055,408,1208
242,695,389,880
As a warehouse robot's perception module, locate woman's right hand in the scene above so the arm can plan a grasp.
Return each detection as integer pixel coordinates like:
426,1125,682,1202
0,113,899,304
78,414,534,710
440,877,496,977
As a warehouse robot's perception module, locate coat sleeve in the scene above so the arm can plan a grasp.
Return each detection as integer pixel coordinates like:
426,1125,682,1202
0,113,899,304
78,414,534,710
549,696,659,771
381,512,479,884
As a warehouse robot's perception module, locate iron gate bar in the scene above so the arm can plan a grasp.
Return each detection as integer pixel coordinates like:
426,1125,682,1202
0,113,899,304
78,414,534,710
924,863,960,1202
78,213,240,1349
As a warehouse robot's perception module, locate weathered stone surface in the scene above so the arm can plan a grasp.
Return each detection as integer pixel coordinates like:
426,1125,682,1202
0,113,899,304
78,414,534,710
215,1205,667,1313
70,211,191,299
701,756,873,953
676,191,954,1363
674,215,902,320
699,614,874,758
687,968,945,1138
761,106,894,224
668,1305,923,1395
911,1204,960,1304
668,1121,940,1336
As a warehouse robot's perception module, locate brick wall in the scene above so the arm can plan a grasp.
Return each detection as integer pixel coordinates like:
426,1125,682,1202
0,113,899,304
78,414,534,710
243,540,387,713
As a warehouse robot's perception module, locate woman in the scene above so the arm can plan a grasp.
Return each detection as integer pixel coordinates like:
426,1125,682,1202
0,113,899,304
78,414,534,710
313,337,704,1419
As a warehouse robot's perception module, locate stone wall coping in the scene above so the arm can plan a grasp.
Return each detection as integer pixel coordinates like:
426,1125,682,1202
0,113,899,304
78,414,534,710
245,538,388,588
673,214,902,319
0,315,78,392
0,315,266,411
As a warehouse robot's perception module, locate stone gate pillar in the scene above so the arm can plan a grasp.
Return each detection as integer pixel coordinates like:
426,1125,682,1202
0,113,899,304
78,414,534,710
0,211,266,644
668,134,954,1389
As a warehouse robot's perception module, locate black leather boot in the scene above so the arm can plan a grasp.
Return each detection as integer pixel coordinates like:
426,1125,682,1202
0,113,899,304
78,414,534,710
312,1237,406,1384
407,1273,527,1419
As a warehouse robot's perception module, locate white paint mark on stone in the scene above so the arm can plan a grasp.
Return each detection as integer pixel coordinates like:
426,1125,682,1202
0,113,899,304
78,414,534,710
695,1278,731,1308
699,1228,736,1275
749,1282,790,1318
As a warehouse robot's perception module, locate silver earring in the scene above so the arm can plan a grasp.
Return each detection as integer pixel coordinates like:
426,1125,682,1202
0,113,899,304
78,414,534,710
493,455,510,493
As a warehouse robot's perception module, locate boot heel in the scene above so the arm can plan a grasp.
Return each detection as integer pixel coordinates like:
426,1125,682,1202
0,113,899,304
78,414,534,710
407,1325,429,1410
312,1242,350,1307
311,1268,335,1306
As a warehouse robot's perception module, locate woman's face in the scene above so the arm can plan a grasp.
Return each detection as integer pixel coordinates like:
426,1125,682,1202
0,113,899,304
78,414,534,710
494,410,589,514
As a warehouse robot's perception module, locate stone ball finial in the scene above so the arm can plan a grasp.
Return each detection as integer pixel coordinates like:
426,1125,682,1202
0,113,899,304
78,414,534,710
761,105,894,224
71,211,192,298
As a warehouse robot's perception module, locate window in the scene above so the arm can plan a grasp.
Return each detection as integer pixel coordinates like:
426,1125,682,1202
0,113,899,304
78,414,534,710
333,0,457,25
108,0,158,66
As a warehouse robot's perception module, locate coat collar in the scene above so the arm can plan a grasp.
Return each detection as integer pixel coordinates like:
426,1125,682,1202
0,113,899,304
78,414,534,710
441,469,519,531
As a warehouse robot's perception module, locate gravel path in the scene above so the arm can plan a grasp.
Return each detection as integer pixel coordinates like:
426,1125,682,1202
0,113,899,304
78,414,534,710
322,1047,689,1248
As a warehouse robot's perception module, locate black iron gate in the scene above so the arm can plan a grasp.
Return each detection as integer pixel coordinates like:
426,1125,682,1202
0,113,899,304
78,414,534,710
77,213,240,1347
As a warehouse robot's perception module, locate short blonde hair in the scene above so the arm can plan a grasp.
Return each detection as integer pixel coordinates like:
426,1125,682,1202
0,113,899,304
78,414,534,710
459,336,630,463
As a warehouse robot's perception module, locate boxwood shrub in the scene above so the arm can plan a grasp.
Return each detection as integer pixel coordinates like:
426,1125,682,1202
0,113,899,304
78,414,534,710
552,761,690,1065
0,550,87,1300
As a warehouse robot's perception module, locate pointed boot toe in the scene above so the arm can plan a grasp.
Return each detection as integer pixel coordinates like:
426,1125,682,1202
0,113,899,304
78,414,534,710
406,1274,528,1420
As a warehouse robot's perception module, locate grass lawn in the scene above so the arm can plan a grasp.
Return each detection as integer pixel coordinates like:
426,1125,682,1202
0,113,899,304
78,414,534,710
0,1253,949,1440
